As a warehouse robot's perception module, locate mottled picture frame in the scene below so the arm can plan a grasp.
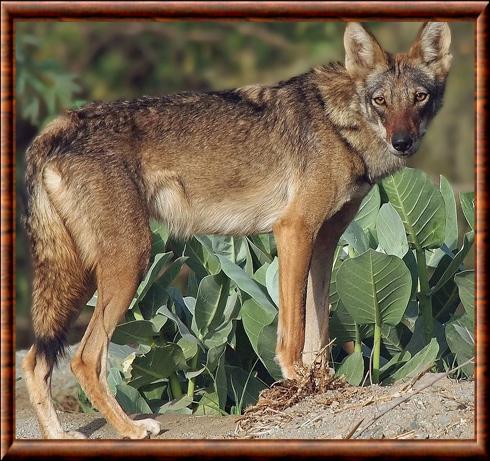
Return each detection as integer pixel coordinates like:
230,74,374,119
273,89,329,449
1,2,487,459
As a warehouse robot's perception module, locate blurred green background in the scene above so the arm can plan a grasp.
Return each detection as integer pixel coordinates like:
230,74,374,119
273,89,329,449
15,21,474,349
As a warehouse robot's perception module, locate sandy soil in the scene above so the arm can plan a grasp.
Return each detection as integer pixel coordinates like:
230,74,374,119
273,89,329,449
15,348,474,440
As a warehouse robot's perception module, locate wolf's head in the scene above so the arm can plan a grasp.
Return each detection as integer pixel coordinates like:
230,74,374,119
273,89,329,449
344,22,452,157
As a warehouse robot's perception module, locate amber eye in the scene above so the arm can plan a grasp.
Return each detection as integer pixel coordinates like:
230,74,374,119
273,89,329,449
373,96,386,106
415,92,428,103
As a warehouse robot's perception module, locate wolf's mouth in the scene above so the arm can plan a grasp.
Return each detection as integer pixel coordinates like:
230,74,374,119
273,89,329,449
392,150,415,158
387,142,419,158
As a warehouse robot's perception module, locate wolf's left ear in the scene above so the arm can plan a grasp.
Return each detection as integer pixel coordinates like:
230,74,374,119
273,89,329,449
344,23,388,78
409,22,452,75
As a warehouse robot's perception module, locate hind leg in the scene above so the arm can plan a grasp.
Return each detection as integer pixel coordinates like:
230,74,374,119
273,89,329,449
22,273,94,439
71,245,158,439
22,347,87,439
48,156,159,438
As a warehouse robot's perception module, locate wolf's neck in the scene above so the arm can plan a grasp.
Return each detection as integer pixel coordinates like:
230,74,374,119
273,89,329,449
314,67,405,184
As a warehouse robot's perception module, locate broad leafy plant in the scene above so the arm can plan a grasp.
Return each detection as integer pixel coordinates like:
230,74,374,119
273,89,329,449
81,167,474,414
332,168,474,384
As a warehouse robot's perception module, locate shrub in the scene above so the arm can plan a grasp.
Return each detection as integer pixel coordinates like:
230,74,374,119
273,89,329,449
80,167,474,414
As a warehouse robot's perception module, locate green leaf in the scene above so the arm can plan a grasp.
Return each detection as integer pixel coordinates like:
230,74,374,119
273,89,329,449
405,317,447,359
195,390,221,415
156,304,201,349
445,314,474,377
214,351,228,410
177,336,198,360
130,344,187,388
381,324,411,356
173,238,210,280
203,321,233,349
107,368,124,396
206,344,226,374
444,270,474,375
460,192,475,230
353,184,381,231
383,337,439,384
336,249,412,327
427,176,458,266
257,319,282,379
336,351,364,386
379,350,412,375
115,383,152,415
241,299,282,380
235,237,254,274
184,367,205,380
247,236,273,265
381,168,446,250
129,252,173,309
217,255,277,317
329,301,357,344
328,245,344,313
159,395,193,415
403,250,419,297
341,221,370,255
156,256,188,290
194,272,230,337
112,320,156,345
454,270,474,317
329,252,359,344
432,280,460,323
431,231,474,295
265,257,279,306
376,203,409,258
226,365,267,410
209,235,235,261
140,283,169,320
140,382,167,403
253,262,270,287
194,236,223,273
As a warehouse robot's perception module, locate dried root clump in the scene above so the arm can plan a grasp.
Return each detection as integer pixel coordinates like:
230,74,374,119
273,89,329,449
235,346,348,436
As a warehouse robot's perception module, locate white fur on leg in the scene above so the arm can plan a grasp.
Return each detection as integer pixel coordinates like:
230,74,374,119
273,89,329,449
22,347,67,439
303,271,329,366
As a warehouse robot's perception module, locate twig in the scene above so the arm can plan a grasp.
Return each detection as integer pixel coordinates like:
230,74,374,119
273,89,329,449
347,358,474,439
393,429,416,439
344,418,365,439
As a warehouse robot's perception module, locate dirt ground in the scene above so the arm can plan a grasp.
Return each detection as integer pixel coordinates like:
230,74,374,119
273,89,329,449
15,347,474,440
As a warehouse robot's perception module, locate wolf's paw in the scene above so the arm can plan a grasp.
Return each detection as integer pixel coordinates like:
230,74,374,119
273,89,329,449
133,418,161,437
280,364,301,381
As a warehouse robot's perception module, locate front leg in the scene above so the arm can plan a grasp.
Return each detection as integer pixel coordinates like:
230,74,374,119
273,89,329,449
303,199,363,365
273,212,316,380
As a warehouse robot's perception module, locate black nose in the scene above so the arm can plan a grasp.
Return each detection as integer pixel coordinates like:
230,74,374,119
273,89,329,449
392,133,413,152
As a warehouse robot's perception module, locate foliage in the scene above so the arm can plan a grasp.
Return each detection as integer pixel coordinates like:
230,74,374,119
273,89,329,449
333,169,475,385
81,231,281,415
16,34,83,126
77,168,475,415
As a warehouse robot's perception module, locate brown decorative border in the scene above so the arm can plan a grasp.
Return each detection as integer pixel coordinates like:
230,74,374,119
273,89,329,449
1,2,488,459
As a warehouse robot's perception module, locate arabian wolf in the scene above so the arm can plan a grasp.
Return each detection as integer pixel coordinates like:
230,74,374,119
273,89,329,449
23,22,451,438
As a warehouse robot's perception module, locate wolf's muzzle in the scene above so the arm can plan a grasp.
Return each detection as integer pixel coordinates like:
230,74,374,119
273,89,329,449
391,133,413,153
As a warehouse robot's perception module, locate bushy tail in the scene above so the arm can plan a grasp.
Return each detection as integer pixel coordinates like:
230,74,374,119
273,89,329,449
24,119,88,367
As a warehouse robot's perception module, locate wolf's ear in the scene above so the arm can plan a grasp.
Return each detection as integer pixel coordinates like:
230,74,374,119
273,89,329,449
344,22,387,78
409,22,452,75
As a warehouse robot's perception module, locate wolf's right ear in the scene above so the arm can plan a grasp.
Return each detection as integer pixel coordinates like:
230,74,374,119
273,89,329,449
344,22,387,78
